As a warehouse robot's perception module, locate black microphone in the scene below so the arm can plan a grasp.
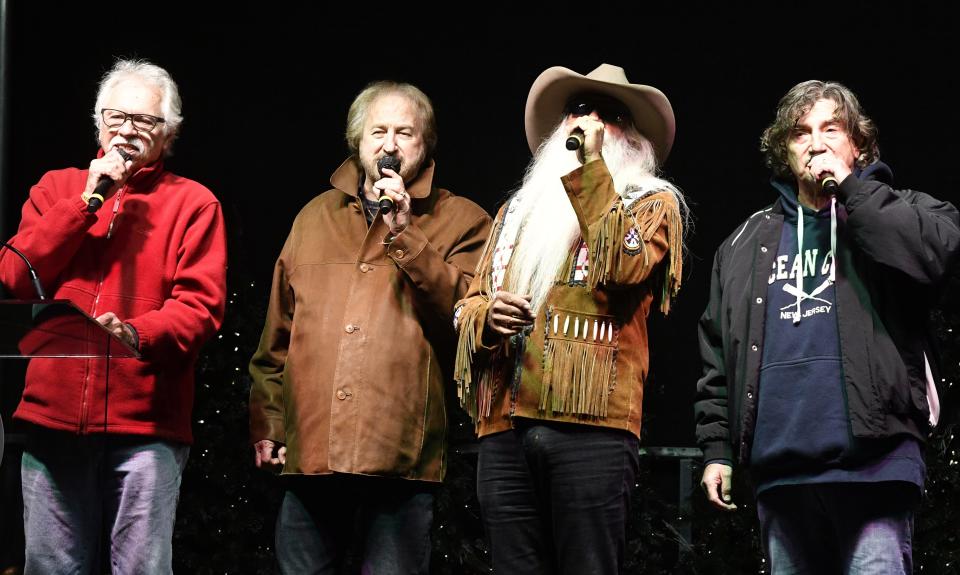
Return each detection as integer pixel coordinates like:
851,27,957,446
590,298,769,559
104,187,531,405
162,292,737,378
820,174,839,192
565,129,584,151
87,148,133,213
376,155,401,213
0,241,47,300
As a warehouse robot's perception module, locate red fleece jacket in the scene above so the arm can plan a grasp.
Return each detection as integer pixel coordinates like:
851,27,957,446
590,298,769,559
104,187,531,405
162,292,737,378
0,160,226,443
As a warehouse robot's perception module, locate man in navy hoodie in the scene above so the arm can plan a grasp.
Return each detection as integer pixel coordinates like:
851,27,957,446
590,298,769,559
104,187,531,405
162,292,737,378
694,80,959,573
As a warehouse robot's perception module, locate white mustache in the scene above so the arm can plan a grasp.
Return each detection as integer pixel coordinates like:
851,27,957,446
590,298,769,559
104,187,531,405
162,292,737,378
109,138,143,154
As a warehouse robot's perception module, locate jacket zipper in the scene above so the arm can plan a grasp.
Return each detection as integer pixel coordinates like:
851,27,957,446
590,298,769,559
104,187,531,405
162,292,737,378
79,186,125,432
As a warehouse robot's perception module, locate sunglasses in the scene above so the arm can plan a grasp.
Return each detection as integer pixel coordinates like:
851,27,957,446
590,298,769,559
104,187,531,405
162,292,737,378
563,95,630,125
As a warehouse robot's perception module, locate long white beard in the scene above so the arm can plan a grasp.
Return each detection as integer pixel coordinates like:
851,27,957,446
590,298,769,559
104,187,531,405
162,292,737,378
500,123,677,315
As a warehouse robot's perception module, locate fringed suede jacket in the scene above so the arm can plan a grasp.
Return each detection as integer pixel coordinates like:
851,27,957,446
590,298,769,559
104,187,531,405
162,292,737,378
454,159,683,439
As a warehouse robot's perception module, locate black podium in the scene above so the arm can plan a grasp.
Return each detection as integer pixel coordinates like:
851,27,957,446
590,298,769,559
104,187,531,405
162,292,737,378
0,299,140,462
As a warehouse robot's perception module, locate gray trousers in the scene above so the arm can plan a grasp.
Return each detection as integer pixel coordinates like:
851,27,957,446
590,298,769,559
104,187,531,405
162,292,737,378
21,429,189,575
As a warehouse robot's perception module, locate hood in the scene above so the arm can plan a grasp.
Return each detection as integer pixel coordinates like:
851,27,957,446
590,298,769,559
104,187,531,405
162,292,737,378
859,160,894,186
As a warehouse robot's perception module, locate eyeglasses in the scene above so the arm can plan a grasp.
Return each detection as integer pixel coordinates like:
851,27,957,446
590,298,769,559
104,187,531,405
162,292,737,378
100,108,166,132
563,95,630,126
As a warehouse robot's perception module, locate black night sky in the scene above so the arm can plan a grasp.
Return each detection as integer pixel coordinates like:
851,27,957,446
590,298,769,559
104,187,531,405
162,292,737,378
1,3,958,573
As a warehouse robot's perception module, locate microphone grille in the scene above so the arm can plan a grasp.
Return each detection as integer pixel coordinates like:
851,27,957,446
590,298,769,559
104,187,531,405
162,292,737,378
377,155,401,177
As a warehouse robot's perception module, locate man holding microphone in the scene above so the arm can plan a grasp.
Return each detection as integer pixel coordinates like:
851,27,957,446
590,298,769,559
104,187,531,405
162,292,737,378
695,80,959,573
0,58,227,574
454,63,688,574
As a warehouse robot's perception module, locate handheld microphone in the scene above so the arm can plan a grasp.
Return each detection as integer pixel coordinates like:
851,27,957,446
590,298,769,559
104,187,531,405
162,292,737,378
565,129,584,151
820,175,839,192
0,241,47,300
376,155,401,213
87,148,133,213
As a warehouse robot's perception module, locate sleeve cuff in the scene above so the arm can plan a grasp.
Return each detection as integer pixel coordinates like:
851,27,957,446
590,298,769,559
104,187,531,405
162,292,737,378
835,173,863,206
700,441,734,463
250,417,287,445
384,222,427,268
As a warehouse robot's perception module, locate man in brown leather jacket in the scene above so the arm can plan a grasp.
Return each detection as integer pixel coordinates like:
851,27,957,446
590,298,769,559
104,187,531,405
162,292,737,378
454,63,687,574
249,81,491,574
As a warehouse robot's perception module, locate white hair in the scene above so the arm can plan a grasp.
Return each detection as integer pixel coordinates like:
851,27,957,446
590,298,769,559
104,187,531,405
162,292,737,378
501,122,686,314
92,59,182,150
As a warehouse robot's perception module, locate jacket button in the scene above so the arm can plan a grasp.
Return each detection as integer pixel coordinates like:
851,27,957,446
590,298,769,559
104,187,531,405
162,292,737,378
394,249,405,259
751,344,758,351
360,263,370,272
747,392,753,399
336,389,347,400
345,324,356,333
756,297,763,304
760,246,768,253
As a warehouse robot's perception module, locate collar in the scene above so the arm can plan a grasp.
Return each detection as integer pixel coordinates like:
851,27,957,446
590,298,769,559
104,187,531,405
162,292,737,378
330,157,436,200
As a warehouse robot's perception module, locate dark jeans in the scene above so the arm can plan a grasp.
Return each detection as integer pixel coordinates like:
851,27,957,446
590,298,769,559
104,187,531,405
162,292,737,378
757,482,917,574
275,474,435,575
477,421,640,575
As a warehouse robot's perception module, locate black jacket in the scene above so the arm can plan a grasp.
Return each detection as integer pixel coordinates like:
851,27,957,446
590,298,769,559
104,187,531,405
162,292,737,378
694,166,960,465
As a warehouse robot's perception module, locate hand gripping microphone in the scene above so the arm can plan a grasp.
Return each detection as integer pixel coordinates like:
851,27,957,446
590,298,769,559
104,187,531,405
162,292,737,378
566,129,584,151
87,148,133,213
820,174,839,192
376,155,401,213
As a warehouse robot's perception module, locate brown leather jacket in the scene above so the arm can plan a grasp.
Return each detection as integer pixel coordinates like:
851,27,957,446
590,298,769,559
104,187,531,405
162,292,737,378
249,158,491,481
454,160,683,439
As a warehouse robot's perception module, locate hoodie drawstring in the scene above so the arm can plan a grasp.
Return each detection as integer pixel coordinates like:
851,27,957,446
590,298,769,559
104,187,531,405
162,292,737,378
791,197,836,324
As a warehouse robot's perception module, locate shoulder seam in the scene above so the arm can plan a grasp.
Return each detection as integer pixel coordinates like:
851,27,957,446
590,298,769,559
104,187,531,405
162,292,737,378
731,207,773,246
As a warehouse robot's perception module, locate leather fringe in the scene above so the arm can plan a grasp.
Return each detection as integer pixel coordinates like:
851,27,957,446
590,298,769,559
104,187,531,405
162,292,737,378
587,193,683,314
454,298,495,420
540,338,616,418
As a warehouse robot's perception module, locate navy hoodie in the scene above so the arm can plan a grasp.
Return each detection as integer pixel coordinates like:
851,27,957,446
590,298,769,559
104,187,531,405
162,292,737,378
749,163,924,493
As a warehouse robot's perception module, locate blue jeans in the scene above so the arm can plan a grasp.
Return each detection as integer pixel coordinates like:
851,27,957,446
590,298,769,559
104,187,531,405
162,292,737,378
477,421,640,575
757,482,916,574
275,474,435,575
20,428,189,575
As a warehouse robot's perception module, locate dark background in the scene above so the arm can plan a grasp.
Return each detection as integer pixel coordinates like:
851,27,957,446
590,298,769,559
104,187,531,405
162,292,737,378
1,3,958,573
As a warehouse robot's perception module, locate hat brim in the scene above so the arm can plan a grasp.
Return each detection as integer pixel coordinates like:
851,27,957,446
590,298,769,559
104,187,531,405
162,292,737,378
524,66,675,162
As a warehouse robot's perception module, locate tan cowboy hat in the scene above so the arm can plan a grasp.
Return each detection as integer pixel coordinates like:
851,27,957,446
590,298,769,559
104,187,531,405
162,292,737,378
524,63,675,162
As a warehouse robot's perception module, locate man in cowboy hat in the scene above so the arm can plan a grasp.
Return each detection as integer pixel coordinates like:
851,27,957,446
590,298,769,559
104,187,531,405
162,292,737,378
454,63,687,573
249,81,491,573
695,80,959,573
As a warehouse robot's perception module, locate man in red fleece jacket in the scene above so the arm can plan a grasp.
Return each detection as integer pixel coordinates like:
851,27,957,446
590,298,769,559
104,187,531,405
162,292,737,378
0,58,226,574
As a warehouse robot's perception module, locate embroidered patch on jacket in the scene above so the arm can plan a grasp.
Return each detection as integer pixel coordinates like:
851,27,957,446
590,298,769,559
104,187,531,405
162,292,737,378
622,226,642,256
